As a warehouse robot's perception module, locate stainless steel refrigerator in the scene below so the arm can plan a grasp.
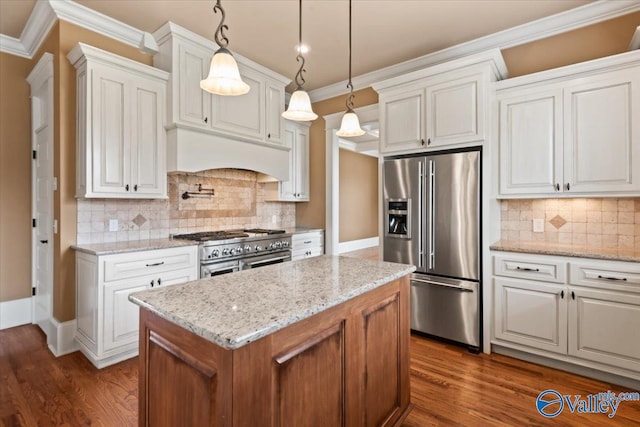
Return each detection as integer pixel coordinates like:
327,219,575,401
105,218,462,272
383,149,480,350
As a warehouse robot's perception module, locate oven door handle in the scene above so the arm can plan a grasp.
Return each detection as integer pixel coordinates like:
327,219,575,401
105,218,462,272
241,255,290,268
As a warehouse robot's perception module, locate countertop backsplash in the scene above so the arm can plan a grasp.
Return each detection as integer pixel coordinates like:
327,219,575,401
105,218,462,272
500,198,640,250
76,169,295,245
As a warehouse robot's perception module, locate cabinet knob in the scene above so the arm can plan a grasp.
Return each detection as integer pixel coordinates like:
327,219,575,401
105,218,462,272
157,278,162,286
125,184,129,191
427,138,431,145
571,291,575,300
421,139,425,146
555,183,560,192
134,184,138,192
204,117,208,123
40,240,48,244
560,290,564,299
565,183,570,191
150,279,155,288
268,133,271,139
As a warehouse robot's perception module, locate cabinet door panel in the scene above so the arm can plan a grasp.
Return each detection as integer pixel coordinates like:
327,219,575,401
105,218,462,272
92,68,129,194
380,89,424,153
494,278,567,354
131,81,165,196
178,43,211,127
427,75,483,147
564,69,640,193
266,83,284,145
279,126,296,200
296,126,310,200
103,281,148,351
568,288,640,372
211,68,264,140
499,90,562,195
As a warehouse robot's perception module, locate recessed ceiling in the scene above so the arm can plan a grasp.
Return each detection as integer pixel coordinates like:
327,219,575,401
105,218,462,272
0,0,594,91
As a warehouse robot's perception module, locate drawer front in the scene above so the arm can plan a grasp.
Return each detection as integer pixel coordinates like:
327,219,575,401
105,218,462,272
292,247,324,261
292,232,324,250
570,261,640,293
103,246,198,282
494,254,566,283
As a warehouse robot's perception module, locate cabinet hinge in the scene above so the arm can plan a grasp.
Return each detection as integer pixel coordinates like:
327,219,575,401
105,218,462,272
32,150,37,160
32,218,36,228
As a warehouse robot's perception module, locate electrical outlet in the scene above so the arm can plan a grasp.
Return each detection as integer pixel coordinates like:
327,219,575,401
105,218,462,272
271,215,277,224
109,219,119,232
532,218,544,233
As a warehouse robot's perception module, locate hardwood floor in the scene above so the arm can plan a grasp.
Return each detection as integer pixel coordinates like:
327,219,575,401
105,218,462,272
2,324,638,426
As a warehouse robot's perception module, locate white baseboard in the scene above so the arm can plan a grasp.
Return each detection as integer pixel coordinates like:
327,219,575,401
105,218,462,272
338,237,380,254
0,297,32,330
48,318,78,357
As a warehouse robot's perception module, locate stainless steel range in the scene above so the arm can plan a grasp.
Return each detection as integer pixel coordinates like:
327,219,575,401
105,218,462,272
172,229,292,278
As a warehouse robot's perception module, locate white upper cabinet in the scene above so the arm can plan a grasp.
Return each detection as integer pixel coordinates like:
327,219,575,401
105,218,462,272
497,51,640,197
271,121,310,202
69,43,169,199
379,88,426,153
153,22,289,148
373,50,507,156
563,68,640,194
426,73,484,147
498,88,563,195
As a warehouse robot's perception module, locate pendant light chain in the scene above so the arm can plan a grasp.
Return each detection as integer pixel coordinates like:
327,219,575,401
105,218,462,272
293,0,307,90
213,0,229,49
346,0,355,112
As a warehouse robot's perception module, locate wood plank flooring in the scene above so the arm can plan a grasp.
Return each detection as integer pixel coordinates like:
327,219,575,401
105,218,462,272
2,324,638,426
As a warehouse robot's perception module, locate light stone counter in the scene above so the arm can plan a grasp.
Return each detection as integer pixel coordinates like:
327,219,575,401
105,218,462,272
71,238,198,256
491,240,640,263
285,227,324,234
129,255,415,350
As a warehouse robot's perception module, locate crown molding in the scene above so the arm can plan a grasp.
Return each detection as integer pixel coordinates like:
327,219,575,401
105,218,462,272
309,0,640,102
27,52,54,86
0,0,157,59
631,26,640,50
0,34,29,58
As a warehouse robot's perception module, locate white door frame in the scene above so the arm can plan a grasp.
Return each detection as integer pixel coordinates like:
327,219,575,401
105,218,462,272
27,52,54,339
324,104,378,255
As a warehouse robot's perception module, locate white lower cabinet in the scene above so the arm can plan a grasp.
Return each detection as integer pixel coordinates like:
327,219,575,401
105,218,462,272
492,251,640,381
75,245,198,368
291,231,324,261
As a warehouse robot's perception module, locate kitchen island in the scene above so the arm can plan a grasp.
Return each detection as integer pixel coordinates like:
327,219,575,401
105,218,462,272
129,255,415,427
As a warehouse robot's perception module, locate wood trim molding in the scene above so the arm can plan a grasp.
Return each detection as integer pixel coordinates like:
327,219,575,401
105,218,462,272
309,0,640,102
0,0,158,59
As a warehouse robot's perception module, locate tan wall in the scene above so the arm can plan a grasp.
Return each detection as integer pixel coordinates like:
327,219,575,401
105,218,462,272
296,87,378,229
502,12,640,78
0,52,33,302
338,149,378,243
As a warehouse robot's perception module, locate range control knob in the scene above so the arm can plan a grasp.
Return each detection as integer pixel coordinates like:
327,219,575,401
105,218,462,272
222,248,230,256
283,241,289,248
275,241,282,249
212,249,220,257
268,243,274,250
255,245,262,252
244,245,251,253
234,247,243,255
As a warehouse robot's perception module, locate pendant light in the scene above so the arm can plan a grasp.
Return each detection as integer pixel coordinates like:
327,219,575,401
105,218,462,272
200,0,250,96
282,0,318,121
336,0,365,137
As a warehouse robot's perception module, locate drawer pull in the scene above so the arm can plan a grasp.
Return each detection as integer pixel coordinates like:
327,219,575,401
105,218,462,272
146,261,165,267
303,241,312,244
597,275,627,282
516,266,540,272
560,290,564,299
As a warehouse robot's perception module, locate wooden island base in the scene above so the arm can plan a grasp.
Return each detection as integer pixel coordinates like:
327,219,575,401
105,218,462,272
138,277,411,427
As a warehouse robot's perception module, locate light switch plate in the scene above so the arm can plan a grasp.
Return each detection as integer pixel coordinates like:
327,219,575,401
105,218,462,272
109,219,119,232
533,218,544,233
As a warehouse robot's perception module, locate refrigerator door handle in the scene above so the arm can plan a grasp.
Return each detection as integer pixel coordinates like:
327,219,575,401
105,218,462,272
411,277,474,293
428,160,435,270
417,161,424,268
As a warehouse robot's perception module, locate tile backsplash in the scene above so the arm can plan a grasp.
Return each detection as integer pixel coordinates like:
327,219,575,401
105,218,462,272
76,169,296,245
500,198,640,250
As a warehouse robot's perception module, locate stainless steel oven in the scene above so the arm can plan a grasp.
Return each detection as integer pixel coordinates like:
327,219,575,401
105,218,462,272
201,260,240,277
239,251,291,270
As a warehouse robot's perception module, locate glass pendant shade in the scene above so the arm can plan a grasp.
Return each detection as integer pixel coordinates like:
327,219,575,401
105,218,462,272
200,48,250,96
336,111,365,137
282,89,317,121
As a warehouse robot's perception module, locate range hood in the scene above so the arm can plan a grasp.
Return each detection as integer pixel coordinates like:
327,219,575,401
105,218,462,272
166,127,290,181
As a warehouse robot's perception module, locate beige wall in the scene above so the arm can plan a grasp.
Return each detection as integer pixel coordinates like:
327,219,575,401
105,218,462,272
0,52,33,302
296,87,379,229
503,12,640,77
338,149,378,243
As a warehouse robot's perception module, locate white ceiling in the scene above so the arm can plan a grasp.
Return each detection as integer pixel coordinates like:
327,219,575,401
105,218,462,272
0,0,595,91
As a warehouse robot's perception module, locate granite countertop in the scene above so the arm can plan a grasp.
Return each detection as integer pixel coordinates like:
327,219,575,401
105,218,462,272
285,227,324,234
71,238,198,256
490,240,640,263
129,255,415,350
